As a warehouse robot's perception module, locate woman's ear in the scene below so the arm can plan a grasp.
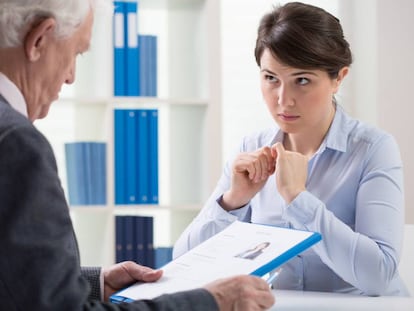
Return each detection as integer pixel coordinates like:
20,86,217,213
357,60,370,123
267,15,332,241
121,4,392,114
332,66,349,93
24,17,56,62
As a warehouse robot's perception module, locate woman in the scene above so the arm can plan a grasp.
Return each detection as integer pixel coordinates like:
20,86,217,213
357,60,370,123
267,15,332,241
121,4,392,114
174,2,408,296
235,242,271,260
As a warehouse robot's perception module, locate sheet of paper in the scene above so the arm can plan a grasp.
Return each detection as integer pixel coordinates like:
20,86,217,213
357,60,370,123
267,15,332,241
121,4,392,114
113,220,320,301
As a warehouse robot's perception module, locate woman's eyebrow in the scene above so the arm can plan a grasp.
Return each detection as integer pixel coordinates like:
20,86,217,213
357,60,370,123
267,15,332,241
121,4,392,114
291,71,318,76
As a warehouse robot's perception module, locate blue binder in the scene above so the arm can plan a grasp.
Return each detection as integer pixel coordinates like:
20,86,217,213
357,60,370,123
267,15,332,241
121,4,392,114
115,216,124,263
125,1,140,96
92,142,107,205
138,35,147,96
114,110,127,204
137,110,149,203
148,109,158,204
143,216,155,268
137,35,158,97
134,216,146,265
65,143,79,205
84,143,93,204
124,216,135,261
149,35,158,97
126,110,138,203
113,1,126,96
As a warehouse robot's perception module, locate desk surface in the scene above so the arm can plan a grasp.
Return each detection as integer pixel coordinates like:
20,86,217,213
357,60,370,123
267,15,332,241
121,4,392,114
269,290,414,310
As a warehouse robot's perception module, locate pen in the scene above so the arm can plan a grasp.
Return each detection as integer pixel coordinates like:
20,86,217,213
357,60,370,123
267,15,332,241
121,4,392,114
266,269,282,287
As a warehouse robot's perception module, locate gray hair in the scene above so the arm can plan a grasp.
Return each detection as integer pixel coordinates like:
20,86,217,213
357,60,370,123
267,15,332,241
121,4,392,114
0,0,109,48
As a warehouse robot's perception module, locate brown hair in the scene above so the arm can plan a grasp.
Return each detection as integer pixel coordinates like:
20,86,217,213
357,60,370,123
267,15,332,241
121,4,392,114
254,2,352,78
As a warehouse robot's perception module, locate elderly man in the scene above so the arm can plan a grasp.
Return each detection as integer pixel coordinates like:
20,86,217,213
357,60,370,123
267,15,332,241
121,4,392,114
0,0,275,310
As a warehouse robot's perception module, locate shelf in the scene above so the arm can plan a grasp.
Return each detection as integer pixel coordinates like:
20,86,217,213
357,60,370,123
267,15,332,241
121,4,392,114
70,202,200,267
140,0,204,10
69,204,202,212
113,204,202,211
57,96,208,107
111,97,208,106
69,206,108,211
37,0,221,267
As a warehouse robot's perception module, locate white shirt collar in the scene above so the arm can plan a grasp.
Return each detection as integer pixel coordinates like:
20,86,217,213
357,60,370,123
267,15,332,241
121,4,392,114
0,72,28,118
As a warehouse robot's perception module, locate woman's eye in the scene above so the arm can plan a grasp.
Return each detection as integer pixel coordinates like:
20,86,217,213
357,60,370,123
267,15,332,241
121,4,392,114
297,77,310,85
265,75,278,82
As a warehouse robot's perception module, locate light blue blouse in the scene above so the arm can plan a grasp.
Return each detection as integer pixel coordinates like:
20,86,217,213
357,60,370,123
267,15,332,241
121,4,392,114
173,105,409,296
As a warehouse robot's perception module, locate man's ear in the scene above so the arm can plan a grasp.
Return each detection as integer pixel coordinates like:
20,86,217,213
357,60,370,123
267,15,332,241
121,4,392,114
24,18,56,62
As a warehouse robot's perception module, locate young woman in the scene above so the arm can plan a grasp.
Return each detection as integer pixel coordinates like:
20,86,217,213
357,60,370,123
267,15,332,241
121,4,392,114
174,2,409,296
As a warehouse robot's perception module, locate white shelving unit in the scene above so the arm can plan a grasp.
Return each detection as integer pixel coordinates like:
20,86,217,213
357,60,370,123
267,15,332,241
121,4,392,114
35,0,222,267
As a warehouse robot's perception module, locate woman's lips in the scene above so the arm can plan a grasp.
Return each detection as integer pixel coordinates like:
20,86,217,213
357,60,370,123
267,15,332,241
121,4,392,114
278,113,300,121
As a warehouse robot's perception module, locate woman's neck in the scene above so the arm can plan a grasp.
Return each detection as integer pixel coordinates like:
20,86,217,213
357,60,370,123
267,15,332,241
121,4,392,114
283,105,336,157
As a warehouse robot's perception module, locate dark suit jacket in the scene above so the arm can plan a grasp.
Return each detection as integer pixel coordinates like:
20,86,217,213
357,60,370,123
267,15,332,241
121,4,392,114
0,96,218,311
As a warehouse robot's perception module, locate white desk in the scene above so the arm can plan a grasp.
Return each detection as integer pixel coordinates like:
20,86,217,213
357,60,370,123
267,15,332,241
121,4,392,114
269,290,414,310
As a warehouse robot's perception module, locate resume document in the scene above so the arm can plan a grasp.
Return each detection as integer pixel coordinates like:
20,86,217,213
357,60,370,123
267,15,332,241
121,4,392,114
111,220,321,302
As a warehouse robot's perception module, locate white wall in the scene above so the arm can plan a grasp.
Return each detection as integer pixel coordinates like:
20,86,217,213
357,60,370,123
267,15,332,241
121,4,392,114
219,0,414,223
376,0,414,224
340,0,414,223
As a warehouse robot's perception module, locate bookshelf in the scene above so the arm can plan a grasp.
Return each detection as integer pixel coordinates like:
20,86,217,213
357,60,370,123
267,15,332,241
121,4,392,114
35,0,222,267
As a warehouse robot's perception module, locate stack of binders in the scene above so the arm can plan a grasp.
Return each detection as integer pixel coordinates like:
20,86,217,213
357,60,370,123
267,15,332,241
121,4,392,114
65,142,107,205
115,215,155,268
114,109,158,205
113,0,158,97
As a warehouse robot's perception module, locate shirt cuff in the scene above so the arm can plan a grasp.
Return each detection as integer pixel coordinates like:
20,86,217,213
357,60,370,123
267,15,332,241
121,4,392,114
100,270,104,300
284,191,323,229
216,194,251,221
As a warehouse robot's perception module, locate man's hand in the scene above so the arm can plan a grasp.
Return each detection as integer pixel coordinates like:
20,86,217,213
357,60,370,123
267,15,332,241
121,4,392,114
102,261,163,301
204,275,275,311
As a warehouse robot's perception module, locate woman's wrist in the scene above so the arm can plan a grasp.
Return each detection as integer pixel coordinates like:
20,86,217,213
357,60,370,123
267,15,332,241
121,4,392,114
219,191,249,211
